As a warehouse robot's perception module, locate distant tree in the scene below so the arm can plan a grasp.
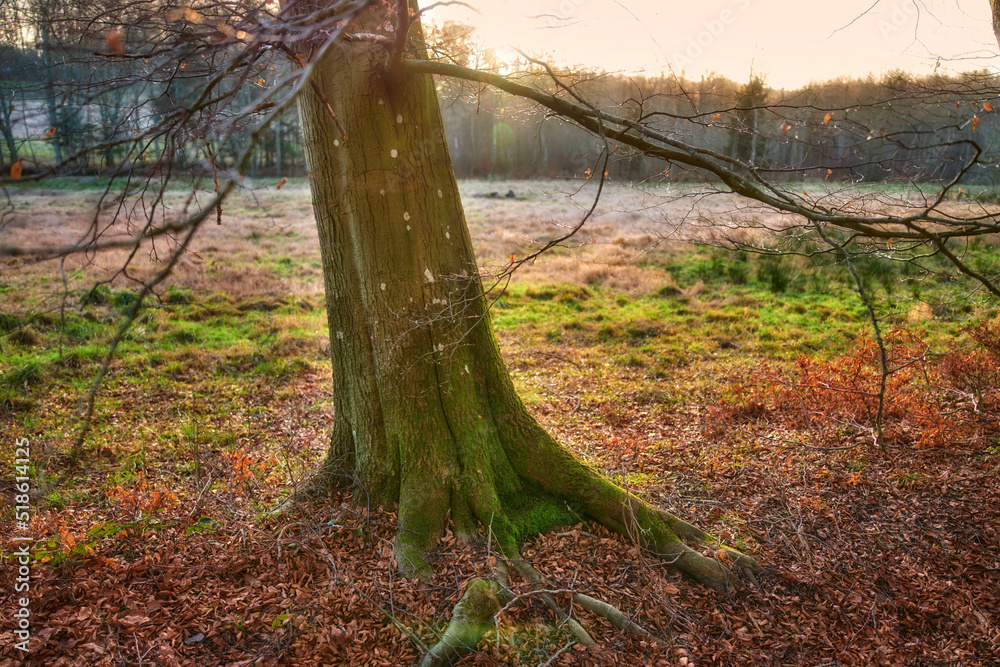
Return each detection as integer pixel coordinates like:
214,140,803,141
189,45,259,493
729,74,768,165
0,45,28,169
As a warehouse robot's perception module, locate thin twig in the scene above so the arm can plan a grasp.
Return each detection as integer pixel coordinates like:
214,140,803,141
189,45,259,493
812,221,889,452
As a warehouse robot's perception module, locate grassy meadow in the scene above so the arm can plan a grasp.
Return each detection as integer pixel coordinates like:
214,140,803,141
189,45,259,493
1,178,999,665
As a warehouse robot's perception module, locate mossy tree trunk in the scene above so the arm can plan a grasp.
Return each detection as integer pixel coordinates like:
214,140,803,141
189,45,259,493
296,5,756,591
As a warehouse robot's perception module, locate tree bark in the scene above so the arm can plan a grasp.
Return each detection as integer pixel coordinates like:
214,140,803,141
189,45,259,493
296,5,757,590
991,0,1000,51
0,90,17,169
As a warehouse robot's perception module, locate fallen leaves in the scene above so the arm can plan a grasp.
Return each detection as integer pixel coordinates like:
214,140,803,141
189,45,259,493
1,287,998,666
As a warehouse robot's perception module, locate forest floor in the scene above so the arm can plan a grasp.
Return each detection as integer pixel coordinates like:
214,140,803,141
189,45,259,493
1,179,999,666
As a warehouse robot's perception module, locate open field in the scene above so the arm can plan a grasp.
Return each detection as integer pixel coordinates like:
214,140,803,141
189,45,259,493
1,179,999,666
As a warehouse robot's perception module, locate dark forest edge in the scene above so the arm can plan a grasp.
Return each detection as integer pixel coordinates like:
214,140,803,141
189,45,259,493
4,33,1000,185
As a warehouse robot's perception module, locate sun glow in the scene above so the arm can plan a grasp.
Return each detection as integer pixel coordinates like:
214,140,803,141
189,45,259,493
419,0,1000,89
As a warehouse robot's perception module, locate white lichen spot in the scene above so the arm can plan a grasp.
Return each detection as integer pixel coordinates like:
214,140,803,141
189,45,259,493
437,189,443,198
390,149,398,158
436,343,445,352
333,139,339,147
424,268,435,283
403,211,410,221
406,225,411,231
336,331,344,340
445,232,450,239
396,114,403,123
380,282,386,291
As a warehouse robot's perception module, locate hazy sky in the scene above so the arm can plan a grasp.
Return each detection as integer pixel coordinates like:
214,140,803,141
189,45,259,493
418,0,1000,89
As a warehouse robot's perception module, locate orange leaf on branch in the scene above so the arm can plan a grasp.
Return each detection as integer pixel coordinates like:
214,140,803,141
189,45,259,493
107,29,124,56
10,160,22,180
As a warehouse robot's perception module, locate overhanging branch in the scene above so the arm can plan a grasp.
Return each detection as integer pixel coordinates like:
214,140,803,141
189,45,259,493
402,59,1000,258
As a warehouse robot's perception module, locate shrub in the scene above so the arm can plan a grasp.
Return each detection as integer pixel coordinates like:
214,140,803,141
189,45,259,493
80,284,112,306
714,325,999,450
756,256,793,293
940,319,1000,414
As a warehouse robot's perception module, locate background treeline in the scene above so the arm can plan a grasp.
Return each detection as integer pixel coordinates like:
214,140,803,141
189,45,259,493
2,24,1000,186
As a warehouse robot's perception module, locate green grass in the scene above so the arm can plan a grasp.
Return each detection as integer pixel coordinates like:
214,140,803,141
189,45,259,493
488,235,1000,392
493,278,868,366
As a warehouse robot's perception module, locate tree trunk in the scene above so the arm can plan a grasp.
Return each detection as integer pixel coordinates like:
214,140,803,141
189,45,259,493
991,0,1000,50
39,24,63,169
0,90,16,168
296,6,756,590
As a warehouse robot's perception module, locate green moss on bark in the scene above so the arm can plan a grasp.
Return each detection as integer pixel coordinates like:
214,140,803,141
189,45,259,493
502,488,580,539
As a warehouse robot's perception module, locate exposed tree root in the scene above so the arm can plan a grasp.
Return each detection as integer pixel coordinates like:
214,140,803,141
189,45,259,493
276,457,760,663
493,417,765,593
508,558,596,647
419,552,670,665
382,464,762,593
572,592,652,638
283,452,762,592
418,579,506,667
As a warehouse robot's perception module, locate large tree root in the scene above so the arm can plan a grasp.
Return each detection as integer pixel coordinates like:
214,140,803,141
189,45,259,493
418,579,506,667
489,414,765,594
387,467,761,593
287,439,762,663
509,559,654,641
508,558,595,647
289,450,762,593
285,461,762,597
419,551,671,666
